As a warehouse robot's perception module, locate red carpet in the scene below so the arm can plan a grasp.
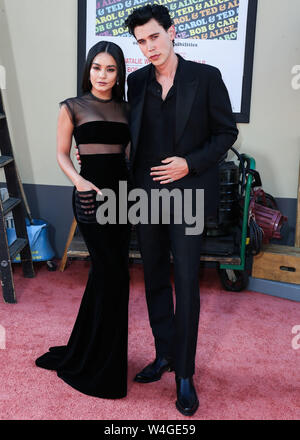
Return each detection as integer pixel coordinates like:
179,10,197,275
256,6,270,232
0,261,299,420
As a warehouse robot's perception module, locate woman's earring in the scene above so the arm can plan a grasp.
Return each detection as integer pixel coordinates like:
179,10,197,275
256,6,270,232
116,79,119,85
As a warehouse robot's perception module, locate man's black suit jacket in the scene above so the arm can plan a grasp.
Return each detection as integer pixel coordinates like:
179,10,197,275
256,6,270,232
127,55,239,219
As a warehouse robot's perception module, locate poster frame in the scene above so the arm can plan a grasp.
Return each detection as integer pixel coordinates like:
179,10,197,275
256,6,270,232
77,0,258,123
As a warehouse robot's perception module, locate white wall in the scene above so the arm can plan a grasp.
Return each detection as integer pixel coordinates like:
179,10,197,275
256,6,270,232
233,0,300,199
0,0,77,186
0,0,299,198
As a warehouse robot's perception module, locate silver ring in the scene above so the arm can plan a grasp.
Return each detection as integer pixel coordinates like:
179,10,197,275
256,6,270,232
169,178,173,182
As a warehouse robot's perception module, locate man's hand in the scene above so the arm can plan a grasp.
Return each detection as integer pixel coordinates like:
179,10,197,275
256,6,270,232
75,145,81,165
150,156,189,184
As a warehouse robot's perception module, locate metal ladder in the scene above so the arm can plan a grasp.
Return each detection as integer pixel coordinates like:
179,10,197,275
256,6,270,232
0,89,35,303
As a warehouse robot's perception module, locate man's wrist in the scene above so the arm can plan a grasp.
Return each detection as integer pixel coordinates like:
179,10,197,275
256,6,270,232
184,156,192,174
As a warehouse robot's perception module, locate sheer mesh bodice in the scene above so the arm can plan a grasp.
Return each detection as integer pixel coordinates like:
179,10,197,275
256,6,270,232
60,92,130,155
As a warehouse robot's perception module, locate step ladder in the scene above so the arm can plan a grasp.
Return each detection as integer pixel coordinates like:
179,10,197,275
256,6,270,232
0,89,35,303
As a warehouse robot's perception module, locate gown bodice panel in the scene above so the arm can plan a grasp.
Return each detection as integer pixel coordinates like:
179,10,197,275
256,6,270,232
60,92,130,155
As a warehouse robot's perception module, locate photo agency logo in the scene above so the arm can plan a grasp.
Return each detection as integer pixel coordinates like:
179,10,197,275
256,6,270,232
291,65,300,90
291,325,300,350
0,324,6,349
94,182,205,236
0,65,6,90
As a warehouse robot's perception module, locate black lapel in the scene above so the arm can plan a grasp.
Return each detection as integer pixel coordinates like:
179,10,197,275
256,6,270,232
175,56,199,145
130,65,151,162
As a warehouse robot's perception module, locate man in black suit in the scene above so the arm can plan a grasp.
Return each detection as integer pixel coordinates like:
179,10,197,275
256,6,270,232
125,5,238,416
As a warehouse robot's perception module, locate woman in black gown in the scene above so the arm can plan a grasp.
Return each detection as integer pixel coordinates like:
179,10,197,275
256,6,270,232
35,42,131,399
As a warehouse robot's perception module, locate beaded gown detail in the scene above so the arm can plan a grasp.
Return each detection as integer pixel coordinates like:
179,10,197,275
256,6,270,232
35,92,131,398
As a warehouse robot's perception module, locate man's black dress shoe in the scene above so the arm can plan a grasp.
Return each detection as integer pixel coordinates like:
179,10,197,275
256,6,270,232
175,376,199,416
134,356,174,383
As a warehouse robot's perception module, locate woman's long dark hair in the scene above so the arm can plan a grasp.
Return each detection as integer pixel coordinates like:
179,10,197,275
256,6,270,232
81,41,126,101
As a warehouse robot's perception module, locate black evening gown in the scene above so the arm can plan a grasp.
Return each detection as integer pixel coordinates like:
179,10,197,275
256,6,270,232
35,92,131,398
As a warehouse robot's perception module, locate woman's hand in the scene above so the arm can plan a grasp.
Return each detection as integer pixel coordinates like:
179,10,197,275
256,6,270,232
75,177,102,195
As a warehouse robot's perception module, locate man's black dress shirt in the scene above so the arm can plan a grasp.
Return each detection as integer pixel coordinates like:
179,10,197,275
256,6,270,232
134,56,182,173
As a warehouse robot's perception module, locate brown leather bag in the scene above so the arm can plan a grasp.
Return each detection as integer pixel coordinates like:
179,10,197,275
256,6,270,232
249,189,288,244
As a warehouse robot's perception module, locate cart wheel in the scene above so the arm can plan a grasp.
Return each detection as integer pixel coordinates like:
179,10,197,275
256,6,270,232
46,260,57,272
218,267,249,292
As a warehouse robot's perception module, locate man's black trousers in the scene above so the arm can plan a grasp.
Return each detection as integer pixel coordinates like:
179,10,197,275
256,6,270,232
134,175,203,378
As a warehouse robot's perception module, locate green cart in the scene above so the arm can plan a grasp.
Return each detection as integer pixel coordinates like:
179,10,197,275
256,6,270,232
201,148,257,292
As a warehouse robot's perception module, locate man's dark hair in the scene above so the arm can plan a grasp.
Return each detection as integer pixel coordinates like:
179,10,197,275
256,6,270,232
125,4,173,36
